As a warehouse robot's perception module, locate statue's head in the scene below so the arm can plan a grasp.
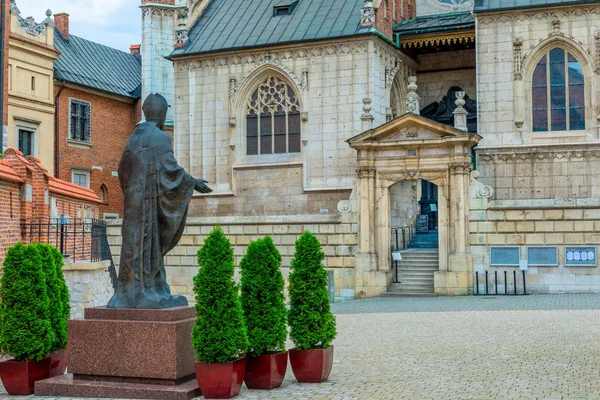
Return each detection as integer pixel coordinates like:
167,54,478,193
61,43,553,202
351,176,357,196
143,93,169,130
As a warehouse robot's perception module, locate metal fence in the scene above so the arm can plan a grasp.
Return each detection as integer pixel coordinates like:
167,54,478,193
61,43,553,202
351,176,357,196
391,226,414,283
474,270,528,296
20,218,110,263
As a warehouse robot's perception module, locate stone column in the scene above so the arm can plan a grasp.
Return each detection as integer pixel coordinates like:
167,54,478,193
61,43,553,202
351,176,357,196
436,180,449,272
355,166,388,298
375,183,391,273
435,163,473,295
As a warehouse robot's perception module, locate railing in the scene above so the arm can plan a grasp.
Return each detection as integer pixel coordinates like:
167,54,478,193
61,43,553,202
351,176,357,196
20,218,111,263
474,270,528,296
390,226,414,283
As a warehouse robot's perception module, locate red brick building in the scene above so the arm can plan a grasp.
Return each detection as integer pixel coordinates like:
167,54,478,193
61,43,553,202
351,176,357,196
1,0,9,150
0,148,102,264
53,14,141,219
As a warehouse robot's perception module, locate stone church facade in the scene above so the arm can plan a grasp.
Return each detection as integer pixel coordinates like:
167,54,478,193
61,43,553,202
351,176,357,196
122,0,600,299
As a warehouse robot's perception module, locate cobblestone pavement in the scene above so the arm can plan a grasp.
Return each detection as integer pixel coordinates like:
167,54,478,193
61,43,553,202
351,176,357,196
3,294,600,399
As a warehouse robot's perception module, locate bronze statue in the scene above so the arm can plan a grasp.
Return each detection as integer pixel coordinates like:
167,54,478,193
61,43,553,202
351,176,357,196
107,93,212,309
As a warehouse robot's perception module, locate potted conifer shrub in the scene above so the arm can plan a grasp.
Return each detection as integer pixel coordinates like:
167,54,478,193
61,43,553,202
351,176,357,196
240,236,288,390
38,244,71,377
288,231,337,383
192,227,249,399
0,243,54,395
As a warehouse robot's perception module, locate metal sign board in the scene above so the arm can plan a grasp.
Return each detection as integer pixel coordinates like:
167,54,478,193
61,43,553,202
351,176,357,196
416,214,429,233
527,246,558,267
565,246,597,267
490,246,520,266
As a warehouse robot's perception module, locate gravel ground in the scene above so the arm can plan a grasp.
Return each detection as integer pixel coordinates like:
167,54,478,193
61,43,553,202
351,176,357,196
3,294,600,400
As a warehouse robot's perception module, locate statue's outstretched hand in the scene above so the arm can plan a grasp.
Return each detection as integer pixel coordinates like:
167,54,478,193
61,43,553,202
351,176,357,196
195,179,213,194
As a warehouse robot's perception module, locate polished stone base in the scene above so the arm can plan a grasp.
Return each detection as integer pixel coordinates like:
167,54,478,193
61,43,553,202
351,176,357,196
35,306,199,399
35,374,200,400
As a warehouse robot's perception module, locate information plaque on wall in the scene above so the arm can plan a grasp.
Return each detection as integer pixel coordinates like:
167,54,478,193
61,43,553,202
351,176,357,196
565,246,597,267
416,215,429,234
490,246,520,266
527,246,558,267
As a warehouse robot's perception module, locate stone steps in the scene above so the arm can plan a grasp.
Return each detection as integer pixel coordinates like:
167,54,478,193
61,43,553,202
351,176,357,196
388,249,439,297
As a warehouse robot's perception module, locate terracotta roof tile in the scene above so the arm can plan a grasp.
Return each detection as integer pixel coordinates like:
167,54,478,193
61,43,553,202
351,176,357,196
49,178,102,204
0,160,24,184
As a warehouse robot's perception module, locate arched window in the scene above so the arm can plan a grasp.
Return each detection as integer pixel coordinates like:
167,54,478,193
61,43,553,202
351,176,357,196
246,76,301,155
532,48,585,132
99,184,108,204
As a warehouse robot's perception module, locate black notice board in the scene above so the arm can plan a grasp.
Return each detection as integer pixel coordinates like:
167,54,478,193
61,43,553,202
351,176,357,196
416,215,429,234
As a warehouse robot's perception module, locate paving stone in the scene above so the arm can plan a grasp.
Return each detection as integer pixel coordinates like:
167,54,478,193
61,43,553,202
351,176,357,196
3,294,600,399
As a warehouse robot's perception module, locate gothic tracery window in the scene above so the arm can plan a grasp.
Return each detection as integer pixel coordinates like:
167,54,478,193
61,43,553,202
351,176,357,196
532,48,585,132
246,76,301,155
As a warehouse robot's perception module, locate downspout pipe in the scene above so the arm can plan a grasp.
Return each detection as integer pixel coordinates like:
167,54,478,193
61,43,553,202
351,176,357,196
0,0,7,153
54,80,65,178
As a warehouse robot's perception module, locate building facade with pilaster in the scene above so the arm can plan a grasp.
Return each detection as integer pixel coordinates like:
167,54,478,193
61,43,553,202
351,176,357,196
126,0,600,299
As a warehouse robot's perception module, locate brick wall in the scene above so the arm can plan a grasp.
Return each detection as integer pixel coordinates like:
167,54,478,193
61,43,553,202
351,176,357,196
0,148,101,264
107,214,359,300
375,0,415,40
55,86,139,217
0,177,21,264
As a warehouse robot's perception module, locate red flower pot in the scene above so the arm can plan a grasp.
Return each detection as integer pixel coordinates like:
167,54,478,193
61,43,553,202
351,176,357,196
244,351,288,390
195,358,246,399
0,357,51,395
289,346,334,383
49,349,68,377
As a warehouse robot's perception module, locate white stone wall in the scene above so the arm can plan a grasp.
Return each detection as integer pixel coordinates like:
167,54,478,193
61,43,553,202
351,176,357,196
141,5,184,125
417,50,477,107
107,214,358,300
475,7,600,147
64,261,113,319
172,38,416,217
390,180,418,228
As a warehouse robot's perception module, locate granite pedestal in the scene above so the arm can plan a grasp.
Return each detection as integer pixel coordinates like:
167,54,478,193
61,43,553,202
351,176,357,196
35,306,200,400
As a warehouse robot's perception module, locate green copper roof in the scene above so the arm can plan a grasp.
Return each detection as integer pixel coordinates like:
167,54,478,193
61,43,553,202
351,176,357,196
171,0,372,58
393,12,474,36
474,0,600,12
54,31,141,99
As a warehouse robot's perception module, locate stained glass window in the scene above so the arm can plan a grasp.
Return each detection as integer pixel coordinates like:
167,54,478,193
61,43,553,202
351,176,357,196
532,48,585,132
246,76,301,155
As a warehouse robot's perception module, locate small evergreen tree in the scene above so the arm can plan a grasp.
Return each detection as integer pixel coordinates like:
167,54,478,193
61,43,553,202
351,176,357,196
51,246,70,351
288,231,337,351
0,243,53,361
240,236,287,357
36,244,61,353
192,227,248,363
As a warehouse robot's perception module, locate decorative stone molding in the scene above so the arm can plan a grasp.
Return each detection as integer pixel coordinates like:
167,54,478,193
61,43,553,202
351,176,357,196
176,41,373,72
360,0,376,26
357,167,376,179
301,111,309,122
399,32,475,50
302,69,309,90
10,0,19,14
477,146,600,163
229,116,236,127
386,107,393,122
513,37,523,80
174,9,189,47
453,91,468,131
385,58,402,88
17,9,53,36
361,98,374,121
470,171,494,199
405,77,420,116
337,200,353,213
449,162,472,175
229,77,237,99
551,15,560,33
595,31,600,74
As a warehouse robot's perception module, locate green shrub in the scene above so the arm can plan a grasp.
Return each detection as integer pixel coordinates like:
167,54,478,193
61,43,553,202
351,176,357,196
0,243,53,361
51,246,70,351
240,236,287,357
192,227,248,363
288,231,337,351
36,244,61,353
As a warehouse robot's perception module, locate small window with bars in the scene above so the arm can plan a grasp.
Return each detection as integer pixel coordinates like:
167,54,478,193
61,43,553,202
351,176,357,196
70,99,91,142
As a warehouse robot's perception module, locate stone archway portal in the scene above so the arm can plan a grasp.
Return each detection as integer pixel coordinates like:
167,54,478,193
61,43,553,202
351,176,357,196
347,113,481,298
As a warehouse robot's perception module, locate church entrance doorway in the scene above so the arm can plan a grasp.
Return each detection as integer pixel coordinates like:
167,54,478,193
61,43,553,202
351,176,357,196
348,113,481,298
